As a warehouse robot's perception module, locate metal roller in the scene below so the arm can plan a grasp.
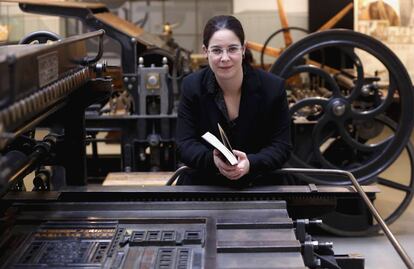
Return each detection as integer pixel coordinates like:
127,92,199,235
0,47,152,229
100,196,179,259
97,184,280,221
0,67,91,142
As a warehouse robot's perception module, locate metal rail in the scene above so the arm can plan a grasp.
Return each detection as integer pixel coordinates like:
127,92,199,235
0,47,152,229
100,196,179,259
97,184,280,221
278,168,414,269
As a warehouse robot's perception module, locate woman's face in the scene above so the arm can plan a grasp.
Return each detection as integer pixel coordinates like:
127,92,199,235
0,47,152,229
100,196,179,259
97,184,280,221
203,29,245,81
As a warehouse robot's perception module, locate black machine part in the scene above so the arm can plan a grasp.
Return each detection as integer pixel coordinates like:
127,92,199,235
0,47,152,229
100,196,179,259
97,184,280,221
319,115,414,236
271,29,414,185
0,200,331,269
277,168,414,269
18,30,61,44
270,29,414,235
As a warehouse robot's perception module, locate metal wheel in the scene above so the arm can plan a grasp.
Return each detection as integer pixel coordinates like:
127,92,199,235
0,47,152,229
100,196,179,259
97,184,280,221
270,29,414,235
320,115,414,236
270,29,414,185
18,30,61,44
260,26,309,69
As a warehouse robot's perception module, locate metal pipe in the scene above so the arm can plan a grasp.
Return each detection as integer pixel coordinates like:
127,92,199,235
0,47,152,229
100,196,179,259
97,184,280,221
0,136,56,197
278,167,414,269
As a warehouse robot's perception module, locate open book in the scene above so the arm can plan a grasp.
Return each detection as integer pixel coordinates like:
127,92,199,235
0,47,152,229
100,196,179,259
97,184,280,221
201,123,238,165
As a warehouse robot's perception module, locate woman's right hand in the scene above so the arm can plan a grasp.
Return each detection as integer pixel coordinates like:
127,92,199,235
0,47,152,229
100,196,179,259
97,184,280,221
213,149,240,180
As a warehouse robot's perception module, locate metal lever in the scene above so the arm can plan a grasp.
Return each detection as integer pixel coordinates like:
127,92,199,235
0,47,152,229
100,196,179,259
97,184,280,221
278,168,414,269
80,29,105,65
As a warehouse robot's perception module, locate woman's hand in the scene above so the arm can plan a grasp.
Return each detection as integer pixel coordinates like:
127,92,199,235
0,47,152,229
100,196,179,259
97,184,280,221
213,149,250,180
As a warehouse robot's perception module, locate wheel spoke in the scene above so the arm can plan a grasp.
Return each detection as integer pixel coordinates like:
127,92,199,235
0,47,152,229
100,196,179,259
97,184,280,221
289,97,328,118
336,121,391,152
311,118,337,168
338,47,365,101
288,65,342,97
351,76,397,120
377,177,413,193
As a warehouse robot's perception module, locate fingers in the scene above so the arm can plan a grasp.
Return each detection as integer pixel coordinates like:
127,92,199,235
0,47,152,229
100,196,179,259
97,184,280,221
220,168,242,180
213,149,250,181
227,172,243,180
214,150,237,171
233,150,247,159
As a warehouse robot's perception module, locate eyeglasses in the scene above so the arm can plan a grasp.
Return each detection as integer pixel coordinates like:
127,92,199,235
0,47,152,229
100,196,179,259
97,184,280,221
207,45,243,57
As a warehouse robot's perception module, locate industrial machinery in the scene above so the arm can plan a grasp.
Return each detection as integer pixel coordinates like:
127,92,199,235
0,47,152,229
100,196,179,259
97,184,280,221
2,0,413,239
0,31,381,269
0,29,110,187
270,29,414,235
1,0,191,175
2,0,414,264
241,0,414,236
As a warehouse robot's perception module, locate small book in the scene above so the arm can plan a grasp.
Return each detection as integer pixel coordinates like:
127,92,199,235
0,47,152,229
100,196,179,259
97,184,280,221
201,123,238,165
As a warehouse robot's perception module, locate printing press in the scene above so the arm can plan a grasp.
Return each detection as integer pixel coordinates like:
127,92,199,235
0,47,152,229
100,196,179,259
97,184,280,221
0,29,369,269
1,1,414,269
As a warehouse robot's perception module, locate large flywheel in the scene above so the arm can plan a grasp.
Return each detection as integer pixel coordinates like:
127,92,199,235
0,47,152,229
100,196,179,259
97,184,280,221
270,29,414,235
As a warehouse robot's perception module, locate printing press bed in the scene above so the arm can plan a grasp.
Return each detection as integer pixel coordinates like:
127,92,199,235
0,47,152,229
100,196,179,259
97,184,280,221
0,185,373,269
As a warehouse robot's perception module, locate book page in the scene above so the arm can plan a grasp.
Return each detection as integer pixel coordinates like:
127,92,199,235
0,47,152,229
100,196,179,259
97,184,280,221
218,123,233,152
201,132,238,165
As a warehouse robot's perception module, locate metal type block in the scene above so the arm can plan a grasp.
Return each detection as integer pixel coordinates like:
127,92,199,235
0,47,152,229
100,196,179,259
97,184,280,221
0,200,313,269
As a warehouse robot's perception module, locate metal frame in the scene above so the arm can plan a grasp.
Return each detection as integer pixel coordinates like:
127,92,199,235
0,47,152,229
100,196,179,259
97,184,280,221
166,166,414,268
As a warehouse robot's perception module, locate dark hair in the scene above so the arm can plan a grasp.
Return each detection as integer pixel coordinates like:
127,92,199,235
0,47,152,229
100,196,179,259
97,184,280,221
203,15,245,47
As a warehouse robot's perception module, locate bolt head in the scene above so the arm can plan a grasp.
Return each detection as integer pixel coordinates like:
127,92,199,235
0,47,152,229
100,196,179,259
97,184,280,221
332,100,346,116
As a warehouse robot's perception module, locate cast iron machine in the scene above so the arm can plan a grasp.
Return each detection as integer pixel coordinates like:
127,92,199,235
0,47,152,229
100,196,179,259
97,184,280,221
3,0,191,174
0,30,380,269
3,0,414,242
243,0,414,236
2,13,414,269
0,29,110,188
270,29,414,236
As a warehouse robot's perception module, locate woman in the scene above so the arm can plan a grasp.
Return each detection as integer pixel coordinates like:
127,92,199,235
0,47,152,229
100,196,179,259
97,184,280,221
176,15,291,186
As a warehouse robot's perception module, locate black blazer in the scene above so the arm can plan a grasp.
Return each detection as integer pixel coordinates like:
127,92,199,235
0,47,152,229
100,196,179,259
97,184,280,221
176,64,291,186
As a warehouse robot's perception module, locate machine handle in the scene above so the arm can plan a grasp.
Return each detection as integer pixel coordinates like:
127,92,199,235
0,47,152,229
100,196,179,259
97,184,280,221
80,29,105,65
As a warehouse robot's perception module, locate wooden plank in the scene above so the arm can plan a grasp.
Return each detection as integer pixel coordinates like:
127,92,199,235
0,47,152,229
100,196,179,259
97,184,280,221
103,172,174,186
276,0,293,47
94,12,145,38
1,0,165,45
246,41,281,57
0,0,105,9
318,2,353,31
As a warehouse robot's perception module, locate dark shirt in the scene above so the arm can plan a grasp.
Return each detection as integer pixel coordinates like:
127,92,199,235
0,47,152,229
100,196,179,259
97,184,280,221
176,64,292,186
